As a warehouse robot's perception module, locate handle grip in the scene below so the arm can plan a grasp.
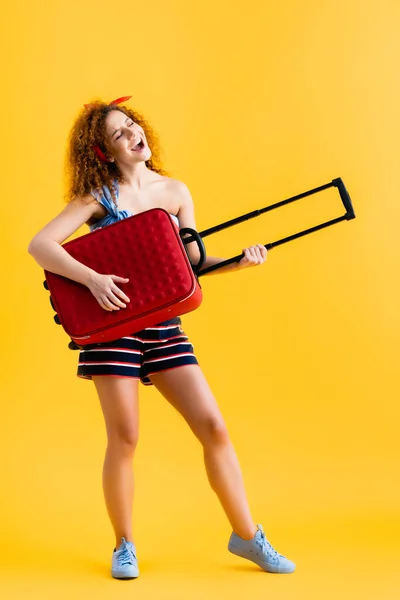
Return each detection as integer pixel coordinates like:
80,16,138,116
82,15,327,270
332,178,355,220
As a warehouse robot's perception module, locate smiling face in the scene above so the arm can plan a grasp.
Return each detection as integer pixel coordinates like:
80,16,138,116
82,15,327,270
103,109,152,165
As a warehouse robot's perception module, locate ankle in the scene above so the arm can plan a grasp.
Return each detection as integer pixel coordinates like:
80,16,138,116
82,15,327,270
115,536,134,551
233,525,258,541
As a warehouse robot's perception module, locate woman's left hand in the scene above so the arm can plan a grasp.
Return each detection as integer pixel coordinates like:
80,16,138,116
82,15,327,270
238,244,268,269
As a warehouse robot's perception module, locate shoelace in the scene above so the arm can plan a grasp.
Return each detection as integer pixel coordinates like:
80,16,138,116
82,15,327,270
116,543,136,567
255,525,283,560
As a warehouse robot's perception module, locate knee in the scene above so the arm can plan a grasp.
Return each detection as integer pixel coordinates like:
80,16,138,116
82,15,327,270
107,425,139,456
199,417,230,448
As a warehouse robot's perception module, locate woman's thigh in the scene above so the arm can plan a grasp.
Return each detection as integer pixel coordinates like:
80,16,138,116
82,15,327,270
93,376,140,444
149,365,229,444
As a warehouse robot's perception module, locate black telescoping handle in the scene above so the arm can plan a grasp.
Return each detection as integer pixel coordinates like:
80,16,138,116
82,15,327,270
196,177,356,277
198,177,354,239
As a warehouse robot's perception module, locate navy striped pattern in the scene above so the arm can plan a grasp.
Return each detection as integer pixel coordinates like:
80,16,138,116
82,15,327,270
77,318,198,385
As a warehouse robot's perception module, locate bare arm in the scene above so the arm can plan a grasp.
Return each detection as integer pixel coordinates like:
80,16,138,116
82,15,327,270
28,195,100,285
175,181,267,275
28,196,130,311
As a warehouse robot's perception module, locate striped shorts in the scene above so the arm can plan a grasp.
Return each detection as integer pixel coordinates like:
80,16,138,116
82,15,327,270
77,317,198,386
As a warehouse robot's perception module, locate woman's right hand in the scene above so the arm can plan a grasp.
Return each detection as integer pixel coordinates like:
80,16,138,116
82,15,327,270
86,272,131,311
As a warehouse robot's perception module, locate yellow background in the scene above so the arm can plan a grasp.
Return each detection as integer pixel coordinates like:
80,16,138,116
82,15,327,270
1,0,400,598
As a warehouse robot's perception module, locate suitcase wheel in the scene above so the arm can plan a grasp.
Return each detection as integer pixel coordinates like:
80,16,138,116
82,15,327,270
43,280,49,290
68,340,80,351
54,314,61,325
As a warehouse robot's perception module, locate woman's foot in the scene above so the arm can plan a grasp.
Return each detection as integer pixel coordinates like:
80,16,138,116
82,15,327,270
111,537,139,579
228,524,296,574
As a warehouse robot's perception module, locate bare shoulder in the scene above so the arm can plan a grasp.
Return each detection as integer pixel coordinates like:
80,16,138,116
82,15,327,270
163,177,193,206
72,192,101,207
162,178,197,229
65,193,103,220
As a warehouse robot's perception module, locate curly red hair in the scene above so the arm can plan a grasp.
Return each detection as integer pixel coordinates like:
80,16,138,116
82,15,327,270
64,100,170,204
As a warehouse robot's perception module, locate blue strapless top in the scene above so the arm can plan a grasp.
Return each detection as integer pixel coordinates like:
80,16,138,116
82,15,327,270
90,181,179,231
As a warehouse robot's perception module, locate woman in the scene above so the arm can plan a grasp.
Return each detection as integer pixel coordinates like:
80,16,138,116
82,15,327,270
28,96,295,579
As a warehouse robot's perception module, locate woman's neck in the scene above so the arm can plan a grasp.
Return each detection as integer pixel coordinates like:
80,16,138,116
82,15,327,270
118,163,157,191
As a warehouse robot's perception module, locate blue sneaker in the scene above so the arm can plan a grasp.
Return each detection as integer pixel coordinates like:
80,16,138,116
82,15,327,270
228,524,296,574
111,537,139,579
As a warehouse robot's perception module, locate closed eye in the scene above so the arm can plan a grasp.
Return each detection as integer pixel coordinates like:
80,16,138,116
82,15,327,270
116,122,134,140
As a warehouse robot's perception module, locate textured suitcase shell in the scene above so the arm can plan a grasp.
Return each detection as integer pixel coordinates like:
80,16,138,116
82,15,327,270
44,208,202,344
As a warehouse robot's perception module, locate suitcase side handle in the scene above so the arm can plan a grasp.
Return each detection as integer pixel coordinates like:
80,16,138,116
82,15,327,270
179,227,206,274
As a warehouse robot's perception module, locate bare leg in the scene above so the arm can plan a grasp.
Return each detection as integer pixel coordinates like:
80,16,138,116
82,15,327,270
150,366,257,540
93,376,140,549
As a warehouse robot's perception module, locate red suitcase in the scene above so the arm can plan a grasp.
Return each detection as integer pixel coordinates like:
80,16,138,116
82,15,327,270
44,208,204,345
43,178,355,348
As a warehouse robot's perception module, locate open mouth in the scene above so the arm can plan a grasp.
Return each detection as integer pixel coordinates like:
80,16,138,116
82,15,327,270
131,140,145,152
